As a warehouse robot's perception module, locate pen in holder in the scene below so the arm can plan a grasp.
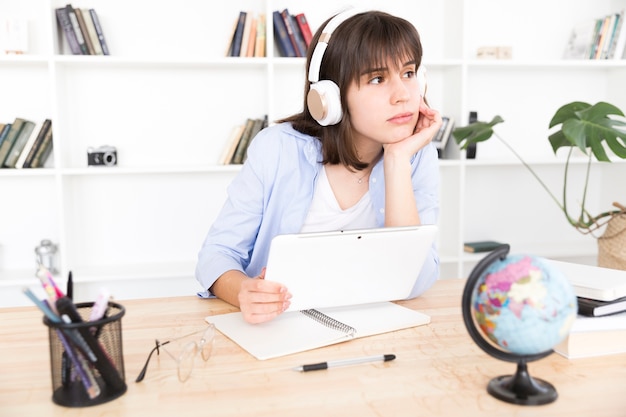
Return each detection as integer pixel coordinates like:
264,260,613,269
43,301,127,407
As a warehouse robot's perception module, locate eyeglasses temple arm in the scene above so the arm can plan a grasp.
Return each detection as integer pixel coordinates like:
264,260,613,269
135,341,165,383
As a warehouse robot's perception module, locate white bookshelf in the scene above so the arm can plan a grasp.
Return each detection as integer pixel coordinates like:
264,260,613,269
1,0,625,306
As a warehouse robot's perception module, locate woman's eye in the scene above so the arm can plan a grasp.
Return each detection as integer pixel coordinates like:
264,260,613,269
369,76,383,84
404,70,416,79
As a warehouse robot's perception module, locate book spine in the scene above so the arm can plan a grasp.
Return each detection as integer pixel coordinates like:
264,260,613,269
611,11,626,59
280,9,305,57
30,127,54,168
81,8,103,55
0,124,11,152
295,13,313,47
14,120,43,169
254,13,266,57
245,17,257,57
272,11,296,57
55,7,82,55
22,119,52,168
66,5,89,55
230,11,247,57
3,120,35,168
0,119,25,166
89,9,110,55
74,8,95,55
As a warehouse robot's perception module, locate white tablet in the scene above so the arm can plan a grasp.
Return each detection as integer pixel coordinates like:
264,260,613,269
264,225,438,311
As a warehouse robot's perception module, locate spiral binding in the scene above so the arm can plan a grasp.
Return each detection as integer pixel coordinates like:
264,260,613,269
301,309,356,337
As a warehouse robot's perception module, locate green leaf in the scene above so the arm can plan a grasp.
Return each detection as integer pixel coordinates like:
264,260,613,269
548,101,626,161
452,116,504,149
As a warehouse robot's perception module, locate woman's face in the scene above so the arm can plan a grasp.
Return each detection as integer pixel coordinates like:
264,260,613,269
346,59,423,148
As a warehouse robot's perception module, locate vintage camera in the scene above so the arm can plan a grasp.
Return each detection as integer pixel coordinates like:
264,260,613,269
87,145,117,166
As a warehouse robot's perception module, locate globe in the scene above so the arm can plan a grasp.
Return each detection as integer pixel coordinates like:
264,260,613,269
462,244,578,405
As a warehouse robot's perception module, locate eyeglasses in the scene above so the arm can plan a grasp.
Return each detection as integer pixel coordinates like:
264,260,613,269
135,324,215,383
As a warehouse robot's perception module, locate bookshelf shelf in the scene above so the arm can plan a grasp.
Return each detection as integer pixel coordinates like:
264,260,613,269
1,0,625,306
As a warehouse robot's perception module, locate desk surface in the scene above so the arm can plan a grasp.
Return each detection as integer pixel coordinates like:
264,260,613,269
1,279,625,417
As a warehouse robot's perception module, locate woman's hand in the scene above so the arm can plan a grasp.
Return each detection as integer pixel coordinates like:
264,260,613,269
384,101,442,158
238,268,292,324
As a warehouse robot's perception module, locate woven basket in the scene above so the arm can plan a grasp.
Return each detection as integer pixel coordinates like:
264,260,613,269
598,212,626,271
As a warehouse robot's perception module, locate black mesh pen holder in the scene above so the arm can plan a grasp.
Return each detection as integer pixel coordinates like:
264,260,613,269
43,301,127,407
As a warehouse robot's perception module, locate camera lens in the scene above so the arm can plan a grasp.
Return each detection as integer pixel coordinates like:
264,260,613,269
103,151,117,166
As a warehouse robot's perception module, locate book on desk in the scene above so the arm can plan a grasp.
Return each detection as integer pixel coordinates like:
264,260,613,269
545,260,626,359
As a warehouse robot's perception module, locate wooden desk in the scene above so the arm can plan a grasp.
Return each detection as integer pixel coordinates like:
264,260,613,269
1,279,625,416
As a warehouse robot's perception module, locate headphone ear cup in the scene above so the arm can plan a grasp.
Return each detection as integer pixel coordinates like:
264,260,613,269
307,80,342,126
417,66,427,97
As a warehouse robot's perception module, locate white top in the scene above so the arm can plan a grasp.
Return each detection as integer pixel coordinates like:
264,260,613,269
300,166,377,233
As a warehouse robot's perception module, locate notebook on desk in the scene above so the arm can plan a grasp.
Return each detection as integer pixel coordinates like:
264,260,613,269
207,301,430,360
264,224,438,312
547,259,626,301
208,225,436,360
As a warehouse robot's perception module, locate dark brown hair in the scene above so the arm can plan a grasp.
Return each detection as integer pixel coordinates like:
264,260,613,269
279,10,424,171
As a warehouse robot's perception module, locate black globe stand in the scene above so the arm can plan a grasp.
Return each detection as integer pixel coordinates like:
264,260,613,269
487,359,557,405
462,244,558,406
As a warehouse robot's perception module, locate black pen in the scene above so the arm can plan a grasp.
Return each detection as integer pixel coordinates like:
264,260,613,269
293,354,396,372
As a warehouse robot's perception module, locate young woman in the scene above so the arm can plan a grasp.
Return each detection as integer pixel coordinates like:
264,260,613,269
195,9,442,324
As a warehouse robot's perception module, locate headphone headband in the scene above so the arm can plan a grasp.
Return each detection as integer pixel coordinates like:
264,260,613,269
308,8,361,83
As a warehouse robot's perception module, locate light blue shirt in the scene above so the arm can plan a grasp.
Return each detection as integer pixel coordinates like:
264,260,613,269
195,122,440,298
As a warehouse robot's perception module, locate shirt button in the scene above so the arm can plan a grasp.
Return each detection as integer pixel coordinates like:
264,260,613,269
379,208,385,214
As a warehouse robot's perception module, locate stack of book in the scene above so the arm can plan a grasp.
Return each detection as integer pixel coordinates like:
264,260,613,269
219,115,268,165
563,9,626,60
226,9,313,58
0,118,53,169
271,9,312,58
55,4,109,55
225,11,266,57
548,260,626,359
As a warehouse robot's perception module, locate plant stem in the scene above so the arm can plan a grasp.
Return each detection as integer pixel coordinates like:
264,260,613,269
493,132,565,212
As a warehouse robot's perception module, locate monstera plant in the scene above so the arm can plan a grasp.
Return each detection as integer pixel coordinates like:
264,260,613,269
453,101,626,269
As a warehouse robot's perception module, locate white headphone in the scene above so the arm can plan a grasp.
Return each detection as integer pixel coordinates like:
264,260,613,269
307,9,427,126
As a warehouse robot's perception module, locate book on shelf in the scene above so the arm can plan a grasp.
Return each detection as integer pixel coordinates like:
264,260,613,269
55,6,82,55
554,311,626,359
463,240,505,253
65,4,89,55
281,9,307,57
228,11,247,57
0,124,9,151
57,5,109,55
577,295,626,317
254,13,266,57
230,116,267,165
81,8,103,55
2,119,36,168
13,120,43,169
219,124,245,165
29,126,54,168
88,8,109,55
18,119,52,169
239,12,255,57
565,10,626,60
272,10,296,57
610,10,626,60
207,301,430,360
295,13,313,48
0,118,27,165
74,8,96,55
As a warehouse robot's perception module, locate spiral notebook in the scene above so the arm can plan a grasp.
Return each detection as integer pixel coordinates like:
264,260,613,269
207,302,430,360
